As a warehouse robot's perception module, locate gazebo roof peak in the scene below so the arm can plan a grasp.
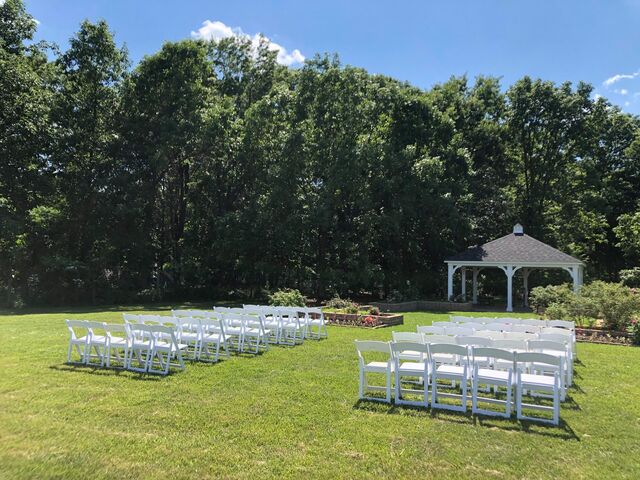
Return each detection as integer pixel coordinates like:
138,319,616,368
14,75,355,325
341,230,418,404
445,226,583,265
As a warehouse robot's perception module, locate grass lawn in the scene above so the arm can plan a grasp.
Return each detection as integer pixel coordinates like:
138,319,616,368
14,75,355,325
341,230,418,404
1,306,639,479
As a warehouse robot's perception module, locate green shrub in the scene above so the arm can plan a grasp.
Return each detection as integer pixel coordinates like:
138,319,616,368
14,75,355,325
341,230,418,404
326,295,358,311
344,304,359,314
580,281,640,331
631,319,640,345
529,284,574,314
368,306,380,315
620,267,640,288
268,288,306,307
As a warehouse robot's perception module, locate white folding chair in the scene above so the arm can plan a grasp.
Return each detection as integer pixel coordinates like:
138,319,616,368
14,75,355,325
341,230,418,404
520,318,547,327
430,343,470,412
243,314,270,353
391,332,424,361
503,332,538,341
85,321,108,366
515,352,562,425
65,320,90,364
199,317,229,362
177,317,202,360
126,323,154,373
471,347,515,418
392,342,430,407
484,323,507,332
279,310,304,346
222,313,245,351
354,340,394,403
432,321,456,328
417,325,446,335
148,325,188,375
305,307,328,339
528,339,572,390
104,323,130,368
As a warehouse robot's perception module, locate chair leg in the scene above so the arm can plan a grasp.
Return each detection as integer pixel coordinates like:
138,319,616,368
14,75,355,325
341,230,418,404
386,369,392,403
359,369,364,399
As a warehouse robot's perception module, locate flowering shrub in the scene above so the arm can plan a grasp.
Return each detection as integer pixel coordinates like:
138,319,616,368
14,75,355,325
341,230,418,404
362,315,376,327
268,288,306,307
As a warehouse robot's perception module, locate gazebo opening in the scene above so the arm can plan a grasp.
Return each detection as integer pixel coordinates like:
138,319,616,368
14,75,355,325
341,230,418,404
445,224,584,311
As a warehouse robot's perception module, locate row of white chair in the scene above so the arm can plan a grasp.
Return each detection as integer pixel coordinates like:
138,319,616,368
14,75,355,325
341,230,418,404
394,331,573,388
355,340,564,425
421,323,577,357
241,305,328,341
66,320,189,375
450,315,575,330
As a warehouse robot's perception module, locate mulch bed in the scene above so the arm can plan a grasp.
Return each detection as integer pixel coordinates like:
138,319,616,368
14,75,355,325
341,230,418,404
575,327,634,345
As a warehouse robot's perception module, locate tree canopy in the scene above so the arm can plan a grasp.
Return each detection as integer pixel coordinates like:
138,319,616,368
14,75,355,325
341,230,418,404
1,0,639,306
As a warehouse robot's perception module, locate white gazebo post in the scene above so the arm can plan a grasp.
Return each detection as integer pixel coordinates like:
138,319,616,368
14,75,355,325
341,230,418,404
472,268,480,304
447,263,454,301
461,267,467,301
522,268,531,307
504,265,515,312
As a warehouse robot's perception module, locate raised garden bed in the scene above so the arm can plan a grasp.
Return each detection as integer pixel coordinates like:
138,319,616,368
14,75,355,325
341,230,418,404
575,327,634,345
324,311,404,328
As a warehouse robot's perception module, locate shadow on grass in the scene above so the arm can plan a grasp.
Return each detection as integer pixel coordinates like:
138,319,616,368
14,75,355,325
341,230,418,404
352,398,580,440
50,363,172,381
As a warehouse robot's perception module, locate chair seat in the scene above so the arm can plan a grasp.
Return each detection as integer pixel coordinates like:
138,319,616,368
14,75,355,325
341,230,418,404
309,319,324,326
90,335,107,344
432,353,456,363
476,368,511,383
520,373,556,388
364,361,394,373
154,341,189,352
398,361,429,374
72,336,89,343
109,337,128,347
181,333,199,341
435,364,467,379
399,350,423,361
202,333,222,342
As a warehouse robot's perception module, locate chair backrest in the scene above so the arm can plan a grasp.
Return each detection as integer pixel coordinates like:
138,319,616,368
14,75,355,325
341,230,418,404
421,334,456,345
431,321,456,328
503,332,537,341
103,323,127,337
392,331,423,343
391,341,429,356
515,352,561,368
472,346,515,365
445,326,475,336
201,317,226,339
428,343,469,358
484,323,506,332
511,324,541,334
417,325,446,335
492,339,528,351
462,322,485,331
85,321,106,337
538,333,571,346
122,313,139,324
528,340,568,354
66,319,89,339
519,318,547,327
354,340,392,365
306,307,324,319
177,316,201,334
541,326,573,336
450,315,475,324
456,335,492,347
472,330,500,340
547,319,574,330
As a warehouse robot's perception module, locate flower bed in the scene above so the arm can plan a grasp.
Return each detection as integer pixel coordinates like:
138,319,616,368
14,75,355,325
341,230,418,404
324,312,404,328
575,327,634,345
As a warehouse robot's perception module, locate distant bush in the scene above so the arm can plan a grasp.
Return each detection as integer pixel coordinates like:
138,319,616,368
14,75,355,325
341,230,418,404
533,281,640,331
529,284,574,314
368,305,380,315
579,281,640,331
268,288,306,307
620,267,640,288
326,295,357,310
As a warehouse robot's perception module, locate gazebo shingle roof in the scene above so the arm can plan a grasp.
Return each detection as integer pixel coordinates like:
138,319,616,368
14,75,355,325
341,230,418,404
446,233,582,264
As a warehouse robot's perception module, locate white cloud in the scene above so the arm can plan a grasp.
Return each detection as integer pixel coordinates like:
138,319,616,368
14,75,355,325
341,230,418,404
191,20,305,67
614,88,629,95
603,71,639,87
625,101,631,107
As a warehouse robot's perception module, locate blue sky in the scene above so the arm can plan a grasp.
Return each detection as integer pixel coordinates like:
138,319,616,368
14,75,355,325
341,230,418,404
26,0,640,114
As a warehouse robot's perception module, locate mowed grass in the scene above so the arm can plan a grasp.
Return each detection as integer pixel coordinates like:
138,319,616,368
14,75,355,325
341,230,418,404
1,307,639,479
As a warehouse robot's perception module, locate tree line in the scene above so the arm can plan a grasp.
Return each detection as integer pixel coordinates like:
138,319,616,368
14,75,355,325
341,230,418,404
1,0,640,307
